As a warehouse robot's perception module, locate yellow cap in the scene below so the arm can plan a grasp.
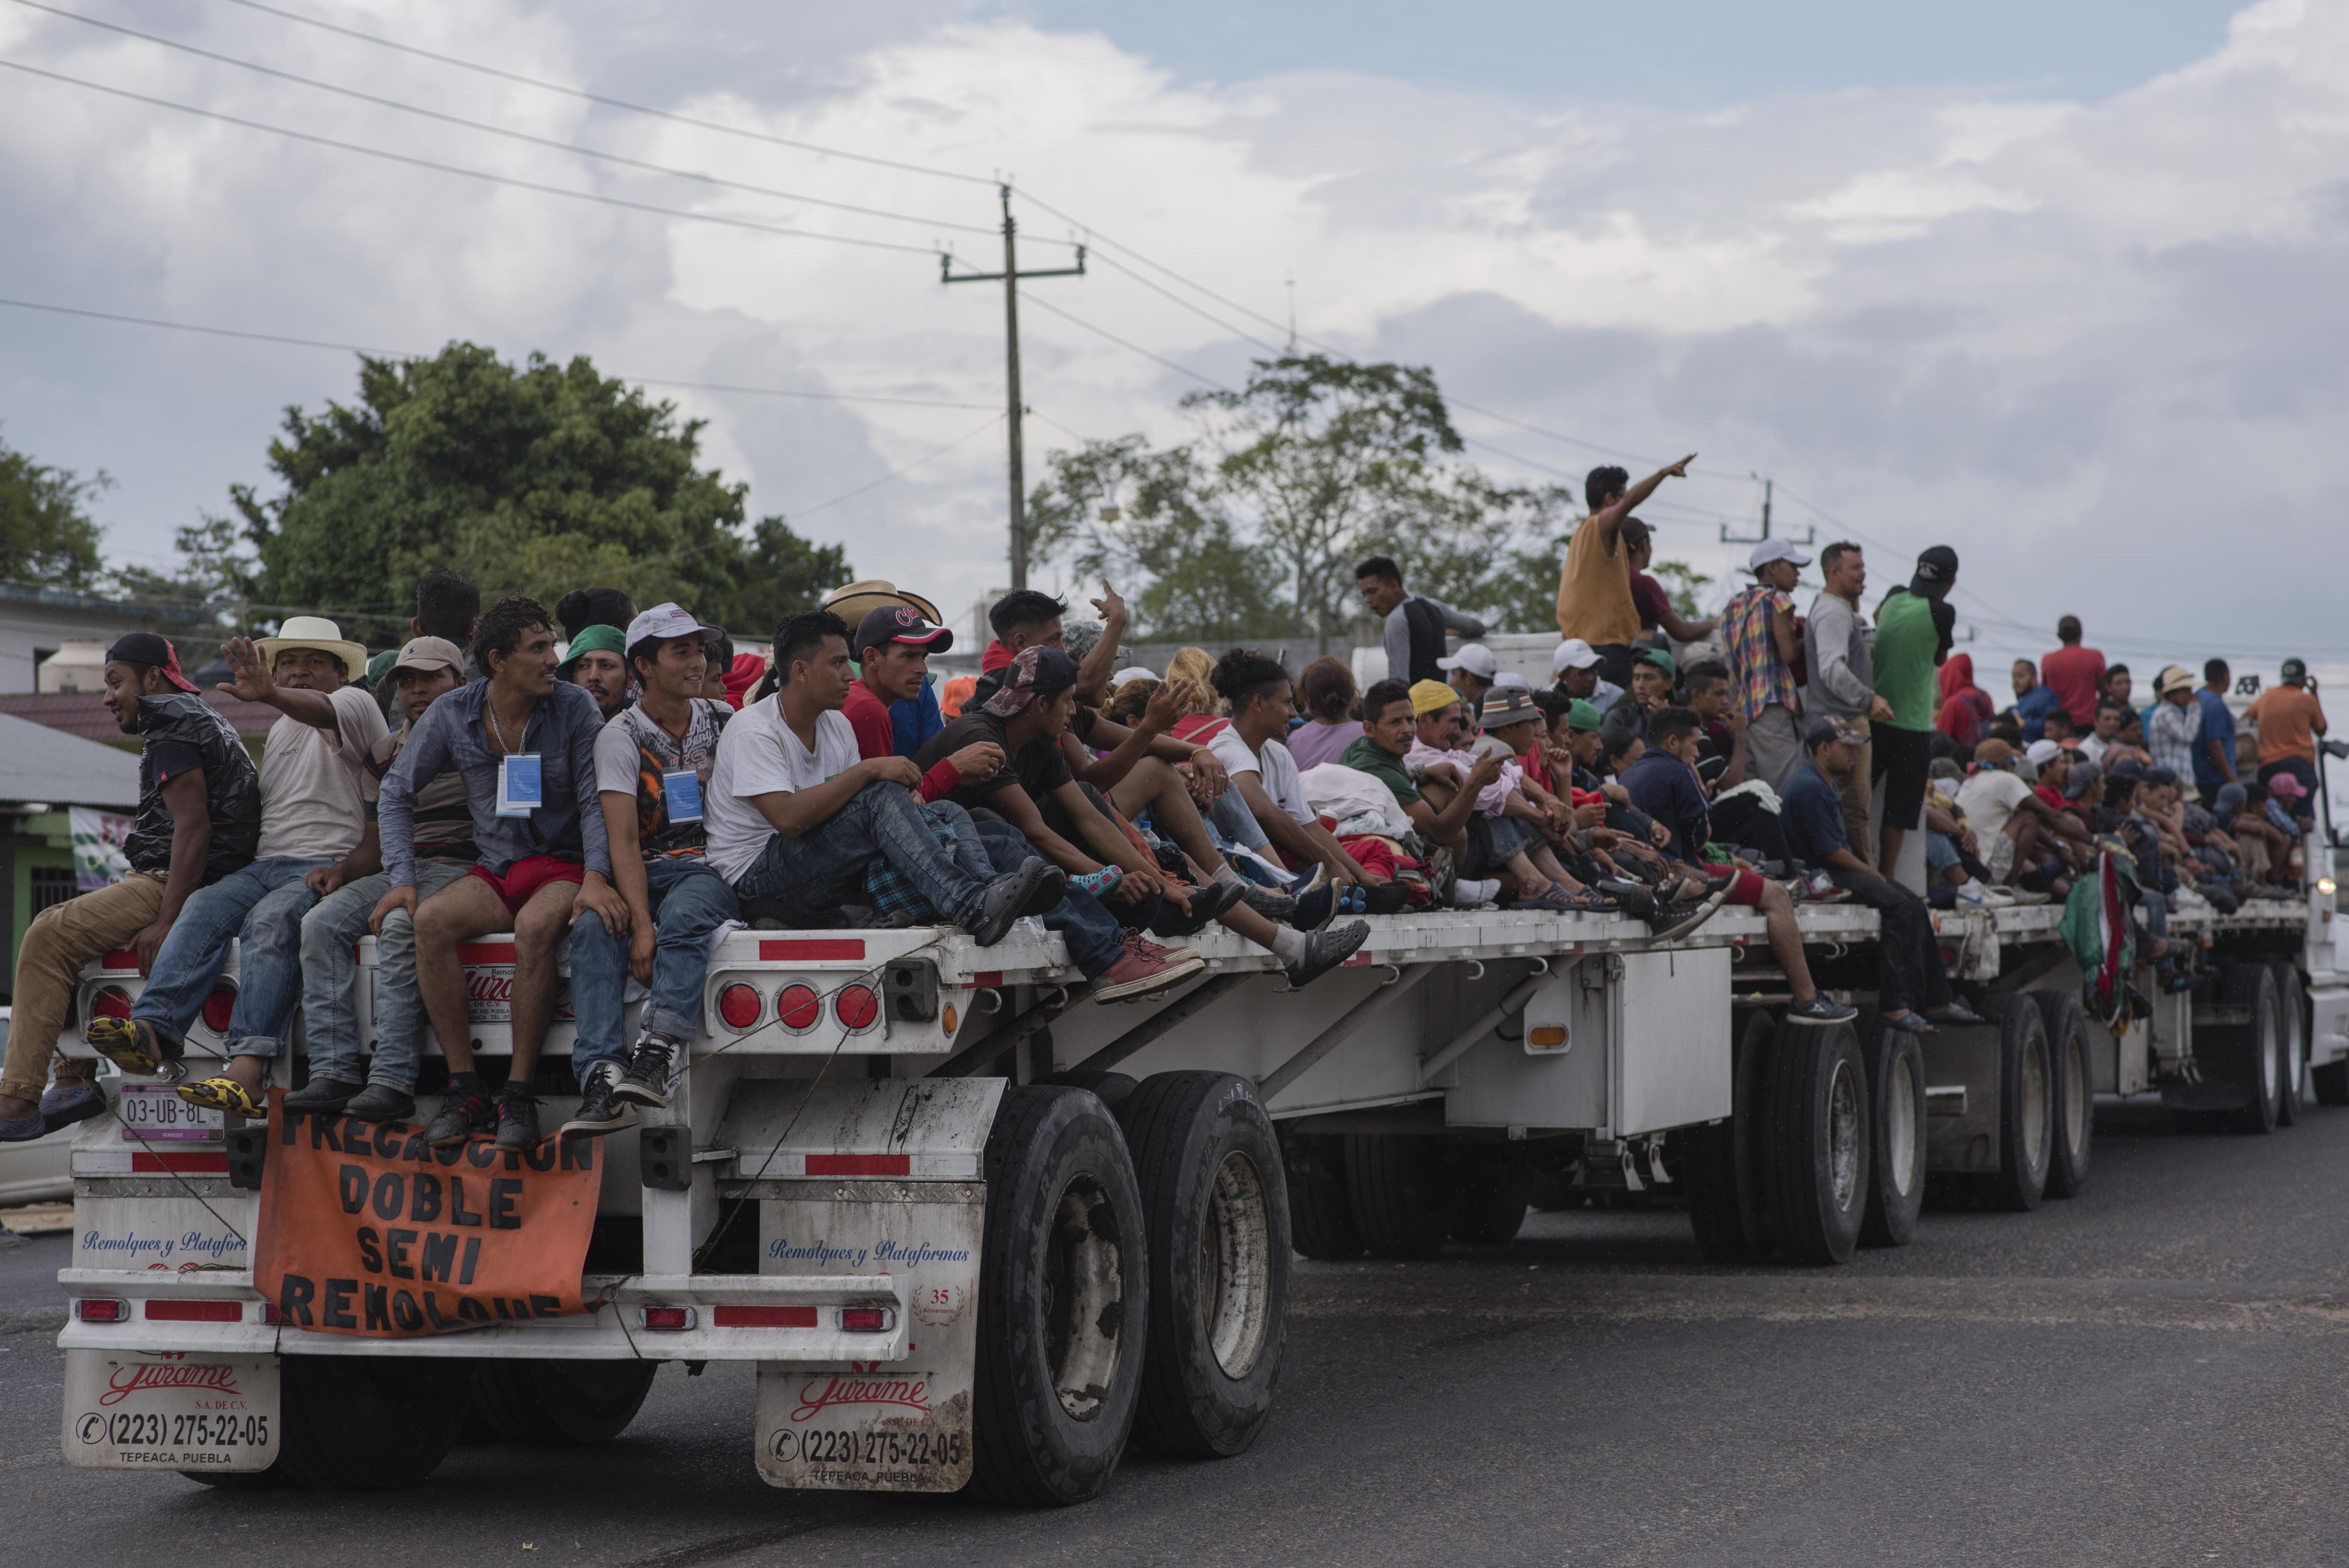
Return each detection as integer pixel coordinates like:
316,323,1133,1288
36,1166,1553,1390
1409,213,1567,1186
1409,679,1460,716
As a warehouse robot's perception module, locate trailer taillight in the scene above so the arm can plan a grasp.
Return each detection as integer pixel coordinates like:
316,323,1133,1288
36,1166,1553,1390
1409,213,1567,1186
716,984,762,1031
75,1298,129,1323
776,983,820,1032
201,983,237,1035
839,1306,895,1334
91,986,132,1020
146,1299,242,1322
640,1306,697,1331
835,985,879,1033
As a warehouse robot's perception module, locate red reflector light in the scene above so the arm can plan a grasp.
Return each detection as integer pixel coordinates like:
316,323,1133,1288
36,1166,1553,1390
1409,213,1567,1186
640,1306,697,1331
835,985,879,1033
805,1153,911,1176
759,938,865,961
260,1303,283,1325
711,1305,819,1328
75,1298,129,1323
839,1306,895,1334
92,986,132,1020
200,984,237,1035
132,1152,228,1173
716,984,762,1031
146,1299,242,1322
776,983,820,1032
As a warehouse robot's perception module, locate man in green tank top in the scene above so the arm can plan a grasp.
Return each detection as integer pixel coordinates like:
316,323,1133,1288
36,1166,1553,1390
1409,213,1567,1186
1871,545,1959,874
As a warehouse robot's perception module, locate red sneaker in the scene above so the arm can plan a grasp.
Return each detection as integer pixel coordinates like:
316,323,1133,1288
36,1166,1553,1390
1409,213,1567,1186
1125,929,1200,965
1095,946,1204,1002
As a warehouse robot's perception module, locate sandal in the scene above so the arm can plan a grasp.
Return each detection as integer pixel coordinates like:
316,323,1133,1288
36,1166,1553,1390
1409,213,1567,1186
85,1016,183,1080
176,1076,267,1117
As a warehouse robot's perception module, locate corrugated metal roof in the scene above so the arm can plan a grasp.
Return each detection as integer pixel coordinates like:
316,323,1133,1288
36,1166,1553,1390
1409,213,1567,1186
0,712,141,809
0,691,279,743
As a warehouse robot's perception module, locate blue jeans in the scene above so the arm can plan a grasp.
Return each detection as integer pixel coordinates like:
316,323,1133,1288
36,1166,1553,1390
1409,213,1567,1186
1210,790,1270,853
571,857,741,1075
732,782,993,926
133,857,332,1058
972,820,1124,979
298,860,471,1090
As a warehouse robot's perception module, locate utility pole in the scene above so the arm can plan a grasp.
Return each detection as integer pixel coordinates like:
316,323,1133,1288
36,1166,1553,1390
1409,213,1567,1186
1719,475,1813,547
942,185,1084,591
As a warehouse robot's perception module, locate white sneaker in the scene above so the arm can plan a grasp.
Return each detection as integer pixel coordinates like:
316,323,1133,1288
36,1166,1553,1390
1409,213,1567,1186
1955,879,1989,907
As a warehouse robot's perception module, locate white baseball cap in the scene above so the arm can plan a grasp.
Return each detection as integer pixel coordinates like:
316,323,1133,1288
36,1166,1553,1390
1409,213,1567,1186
1749,538,1813,572
1109,666,1159,687
1437,642,1498,679
625,602,723,652
2026,738,2063,767
1493,671,1531,689
1552,638,1601,674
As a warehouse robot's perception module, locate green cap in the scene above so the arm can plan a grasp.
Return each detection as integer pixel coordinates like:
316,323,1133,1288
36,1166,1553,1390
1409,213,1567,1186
1635,646,1676,677
366,648,399,686
1566,698,1603,731
557,622,627,679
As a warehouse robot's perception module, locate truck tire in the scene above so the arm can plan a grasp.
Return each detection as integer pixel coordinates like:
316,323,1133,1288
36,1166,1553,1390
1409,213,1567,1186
2270,964,2307,1125
1764,1015,1869,1265
2033,988,2094,1199
1280,1129,1364,1260
2226,965,2285,1135
1979,994,2053,1211
273,1354,474,1491
1444,1143,1531,1244
1860,1008,1926,1247
1344,1134,1450,1259
970,1084,1148,1506
1120,1072,1287,1461
468,1359,659,1445
1684,1009,1776,1263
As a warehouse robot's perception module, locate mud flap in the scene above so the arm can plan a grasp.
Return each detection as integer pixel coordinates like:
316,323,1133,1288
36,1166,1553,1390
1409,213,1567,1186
63,1349,280,1471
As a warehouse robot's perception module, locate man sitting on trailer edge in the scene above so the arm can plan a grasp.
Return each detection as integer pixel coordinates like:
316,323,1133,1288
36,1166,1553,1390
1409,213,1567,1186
1782,718,1984,1035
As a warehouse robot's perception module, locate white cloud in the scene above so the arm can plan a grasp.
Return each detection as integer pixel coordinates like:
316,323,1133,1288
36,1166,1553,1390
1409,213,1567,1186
3,0,2349,674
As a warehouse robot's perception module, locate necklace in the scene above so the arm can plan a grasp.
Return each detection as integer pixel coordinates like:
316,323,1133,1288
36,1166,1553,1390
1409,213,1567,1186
487,695,528,755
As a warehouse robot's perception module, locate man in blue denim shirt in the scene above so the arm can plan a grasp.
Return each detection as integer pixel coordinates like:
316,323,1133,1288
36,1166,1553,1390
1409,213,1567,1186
375,597,626,1151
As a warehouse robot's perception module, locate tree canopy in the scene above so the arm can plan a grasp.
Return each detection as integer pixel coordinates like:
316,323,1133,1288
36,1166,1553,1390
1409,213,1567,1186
1028,354,1576,647
0,429,109,593
229,343,848,643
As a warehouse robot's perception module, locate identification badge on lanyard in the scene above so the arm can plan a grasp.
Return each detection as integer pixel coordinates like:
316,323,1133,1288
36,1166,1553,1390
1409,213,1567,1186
496,754,544,818
662,769,703,824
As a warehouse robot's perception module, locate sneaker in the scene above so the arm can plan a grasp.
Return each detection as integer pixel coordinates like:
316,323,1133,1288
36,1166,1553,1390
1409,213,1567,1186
562,1063,638,1137
1650,886,1730,943
284,1076,363,1114
1156,876,1244,937
425,1085,496,1147
1283,920,1371,988
1094,945,1204,1002
345,1083,417,1123
1451,877,1501,908
1229,877,1296,921
1289,874,1337,932
970,859,1068,947
2004,888,2051,906
38,1079,107,1133
84,1016,182,1080
1804,870,1850,903
1785,995,1859,1026
1124,929,1200,966
1954,879,1989,908
494,1088,542,1151
613,1034,681,1109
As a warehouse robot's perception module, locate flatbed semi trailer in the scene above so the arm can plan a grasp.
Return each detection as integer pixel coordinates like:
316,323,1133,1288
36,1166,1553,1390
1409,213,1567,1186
49,877,2342,1503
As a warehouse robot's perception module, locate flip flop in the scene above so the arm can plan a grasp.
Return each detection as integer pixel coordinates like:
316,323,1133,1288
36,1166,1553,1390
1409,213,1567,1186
84,1016,183,1080
176,1076,267,1117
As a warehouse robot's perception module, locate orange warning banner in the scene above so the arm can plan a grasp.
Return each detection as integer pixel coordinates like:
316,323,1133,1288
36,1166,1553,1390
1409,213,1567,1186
252,1098,600,1338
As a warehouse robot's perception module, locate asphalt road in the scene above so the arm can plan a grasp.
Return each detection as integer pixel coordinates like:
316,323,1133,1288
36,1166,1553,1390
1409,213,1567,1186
9,1098,2349,1567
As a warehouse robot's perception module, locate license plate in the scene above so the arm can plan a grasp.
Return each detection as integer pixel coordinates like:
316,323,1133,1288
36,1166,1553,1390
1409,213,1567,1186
63,1351,279,1471
117,1084,222,1142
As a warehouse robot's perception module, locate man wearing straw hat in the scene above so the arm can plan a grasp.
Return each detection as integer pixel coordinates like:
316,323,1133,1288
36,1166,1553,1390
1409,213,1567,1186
85,616,388,1116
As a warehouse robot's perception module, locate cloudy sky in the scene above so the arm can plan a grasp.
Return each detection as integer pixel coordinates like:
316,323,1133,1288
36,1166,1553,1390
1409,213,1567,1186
2,0,2340,684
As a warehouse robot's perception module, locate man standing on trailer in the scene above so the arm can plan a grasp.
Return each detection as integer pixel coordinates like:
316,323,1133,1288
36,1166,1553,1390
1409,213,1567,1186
1720,538,1810,791
1802,541,1894,866
1557,457,1696,689
0,636,260,1141
1870,545,1959,876
1355,555,1487,685
85,618,387,1117
565,605,743,1137
1783,718,1983,1036
375,597,628,1150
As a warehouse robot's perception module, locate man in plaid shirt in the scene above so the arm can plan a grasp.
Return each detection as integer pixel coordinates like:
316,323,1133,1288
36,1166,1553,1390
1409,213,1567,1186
1722,539,1811,791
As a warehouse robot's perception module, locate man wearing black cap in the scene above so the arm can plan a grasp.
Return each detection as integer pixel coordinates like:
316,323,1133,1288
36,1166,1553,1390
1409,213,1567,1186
0,635,261,1141
1783,716,1981,1035
844,604,999,792
1870,545,1959,875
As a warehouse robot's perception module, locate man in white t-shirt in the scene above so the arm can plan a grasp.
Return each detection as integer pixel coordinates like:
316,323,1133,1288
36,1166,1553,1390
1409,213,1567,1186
1208,648,1382,892
704,610,1063,940
1957,737,2084,885
126,618,387,1117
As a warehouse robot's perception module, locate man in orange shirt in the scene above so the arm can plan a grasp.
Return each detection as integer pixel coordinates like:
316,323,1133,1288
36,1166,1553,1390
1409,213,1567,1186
1556,456,1693,689
2246,658,2328,798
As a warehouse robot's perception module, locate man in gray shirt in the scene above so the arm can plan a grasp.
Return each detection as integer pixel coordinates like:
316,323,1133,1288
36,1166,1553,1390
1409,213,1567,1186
1356,556,1485,684
1802,542,1895,868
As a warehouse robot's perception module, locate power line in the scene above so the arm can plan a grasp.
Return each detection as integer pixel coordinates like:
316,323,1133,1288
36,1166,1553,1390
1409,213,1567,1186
0,57,944,257
213,0,996,187
0,296,1000,410
9,0,1010,240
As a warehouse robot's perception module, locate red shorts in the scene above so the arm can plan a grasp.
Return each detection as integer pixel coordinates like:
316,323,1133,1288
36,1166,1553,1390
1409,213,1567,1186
1702,866,1769,906
467,855,585,916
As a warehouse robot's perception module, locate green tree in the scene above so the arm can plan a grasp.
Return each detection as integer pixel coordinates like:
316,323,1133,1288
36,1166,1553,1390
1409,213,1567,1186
0,430,109,592
231,343,848,643
1031,355,1561,648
